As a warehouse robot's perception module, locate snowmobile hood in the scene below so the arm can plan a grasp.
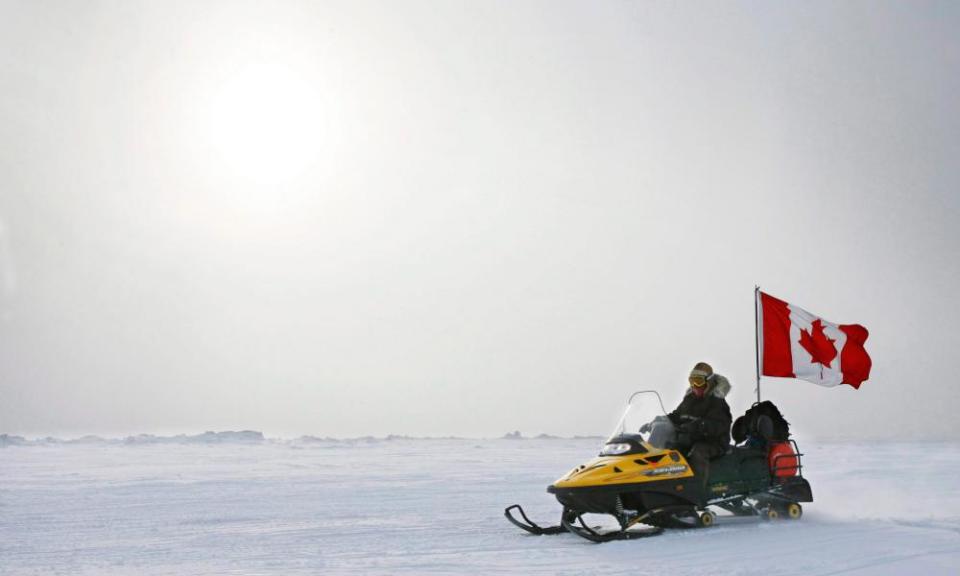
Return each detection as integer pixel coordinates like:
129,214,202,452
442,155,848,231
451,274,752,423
551,444,694,490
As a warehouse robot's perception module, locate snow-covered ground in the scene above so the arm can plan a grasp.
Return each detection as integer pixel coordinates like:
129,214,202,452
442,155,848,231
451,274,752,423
1,436,958,575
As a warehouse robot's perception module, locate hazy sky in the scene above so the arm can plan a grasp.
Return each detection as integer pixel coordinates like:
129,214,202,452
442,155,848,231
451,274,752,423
2,1,958,439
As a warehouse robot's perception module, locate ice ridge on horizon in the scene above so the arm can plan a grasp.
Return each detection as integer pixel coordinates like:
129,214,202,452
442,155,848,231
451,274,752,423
1,431,604,447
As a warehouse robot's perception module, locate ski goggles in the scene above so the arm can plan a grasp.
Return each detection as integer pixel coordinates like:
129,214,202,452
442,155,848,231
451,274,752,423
689,372,710,388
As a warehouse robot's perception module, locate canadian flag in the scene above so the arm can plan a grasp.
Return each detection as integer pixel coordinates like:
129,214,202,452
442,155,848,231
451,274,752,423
759,291,872,389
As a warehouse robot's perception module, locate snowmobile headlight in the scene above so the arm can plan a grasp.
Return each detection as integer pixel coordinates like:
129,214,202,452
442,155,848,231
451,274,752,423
600,442,632,456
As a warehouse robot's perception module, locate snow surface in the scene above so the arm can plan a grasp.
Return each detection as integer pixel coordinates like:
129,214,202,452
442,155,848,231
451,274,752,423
2,437,959,575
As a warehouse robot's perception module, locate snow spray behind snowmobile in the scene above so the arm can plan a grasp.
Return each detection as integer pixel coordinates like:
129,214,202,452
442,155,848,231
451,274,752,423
504,391,812,542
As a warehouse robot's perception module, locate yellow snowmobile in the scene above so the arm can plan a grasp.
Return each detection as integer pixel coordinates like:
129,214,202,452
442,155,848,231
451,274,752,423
505,391,812,542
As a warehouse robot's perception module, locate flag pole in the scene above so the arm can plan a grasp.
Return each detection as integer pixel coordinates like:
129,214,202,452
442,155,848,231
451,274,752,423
754,285,761,404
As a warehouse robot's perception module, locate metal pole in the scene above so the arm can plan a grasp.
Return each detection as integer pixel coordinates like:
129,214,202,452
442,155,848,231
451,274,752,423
754,285,761,404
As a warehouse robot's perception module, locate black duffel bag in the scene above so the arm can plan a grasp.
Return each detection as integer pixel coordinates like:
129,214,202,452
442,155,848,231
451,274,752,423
732,400,790,444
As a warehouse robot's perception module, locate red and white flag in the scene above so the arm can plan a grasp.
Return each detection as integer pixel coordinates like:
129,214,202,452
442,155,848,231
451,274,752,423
759,291,872,389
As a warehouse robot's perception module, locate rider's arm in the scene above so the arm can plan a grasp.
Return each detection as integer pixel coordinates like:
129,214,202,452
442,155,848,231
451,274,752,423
700,400,732,438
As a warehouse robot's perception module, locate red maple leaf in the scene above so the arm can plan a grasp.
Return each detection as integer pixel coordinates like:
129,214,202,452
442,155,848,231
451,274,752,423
799,319,838,368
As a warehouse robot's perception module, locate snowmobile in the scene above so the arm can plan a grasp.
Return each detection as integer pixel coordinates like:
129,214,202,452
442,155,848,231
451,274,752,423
504,390,813,542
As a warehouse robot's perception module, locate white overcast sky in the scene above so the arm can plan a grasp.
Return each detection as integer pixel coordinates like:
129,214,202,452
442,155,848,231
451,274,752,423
1,0,958,439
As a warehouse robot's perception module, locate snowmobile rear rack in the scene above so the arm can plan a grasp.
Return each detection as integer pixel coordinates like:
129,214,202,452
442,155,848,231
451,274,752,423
770,439,804,476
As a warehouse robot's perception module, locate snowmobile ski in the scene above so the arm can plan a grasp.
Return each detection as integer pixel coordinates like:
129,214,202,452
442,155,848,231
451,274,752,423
503,505,568,535
561,514,664,543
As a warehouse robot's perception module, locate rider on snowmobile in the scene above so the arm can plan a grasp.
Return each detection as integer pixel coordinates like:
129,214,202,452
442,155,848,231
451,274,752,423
667,362,732,496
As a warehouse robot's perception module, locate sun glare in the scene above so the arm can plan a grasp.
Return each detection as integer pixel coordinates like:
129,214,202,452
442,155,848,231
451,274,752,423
201,61,325,186
173,56,339,233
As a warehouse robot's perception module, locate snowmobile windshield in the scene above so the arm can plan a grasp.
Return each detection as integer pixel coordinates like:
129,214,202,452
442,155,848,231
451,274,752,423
605,390,674,451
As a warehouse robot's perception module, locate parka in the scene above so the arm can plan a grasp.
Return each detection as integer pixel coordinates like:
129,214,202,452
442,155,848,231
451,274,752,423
667,375,733,453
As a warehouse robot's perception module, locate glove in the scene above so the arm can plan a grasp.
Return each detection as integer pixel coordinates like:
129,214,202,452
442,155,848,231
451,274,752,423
639,422,652,434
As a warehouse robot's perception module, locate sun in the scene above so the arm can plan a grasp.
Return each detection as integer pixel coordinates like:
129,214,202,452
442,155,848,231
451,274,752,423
197,59,326,188
170,54,340,234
